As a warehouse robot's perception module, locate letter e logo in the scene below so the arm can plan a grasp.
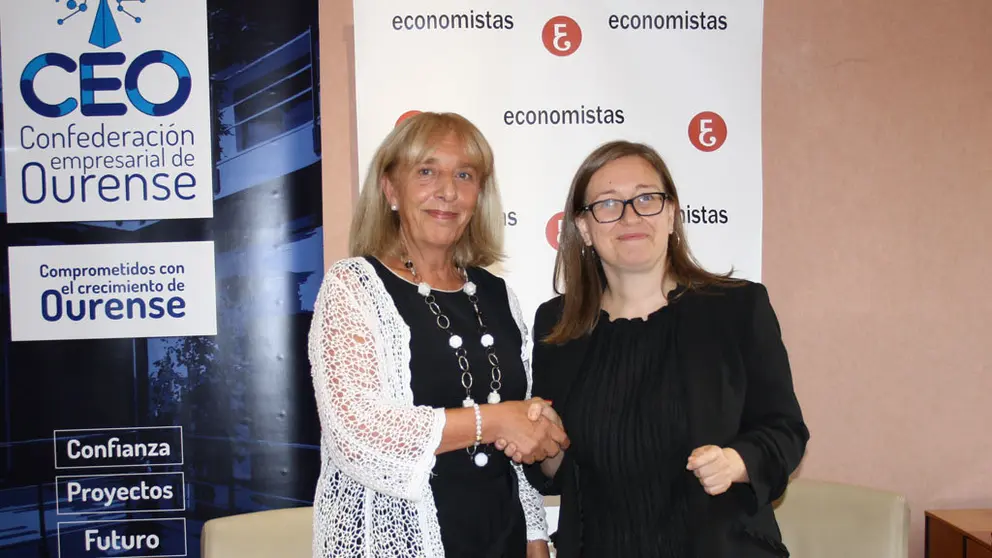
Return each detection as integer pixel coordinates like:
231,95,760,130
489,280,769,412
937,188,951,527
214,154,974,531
542,16,582,57
396,110,422,127
545,212,565,250
689,111,728,152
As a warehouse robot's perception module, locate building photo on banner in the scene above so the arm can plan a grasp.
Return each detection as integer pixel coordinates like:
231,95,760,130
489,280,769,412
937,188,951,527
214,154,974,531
0,1,323,557
353,0,764,321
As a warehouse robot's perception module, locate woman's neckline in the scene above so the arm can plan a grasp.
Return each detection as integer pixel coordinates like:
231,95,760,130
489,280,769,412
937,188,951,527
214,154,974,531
600,285,684,323
600,305,668,324
372,256,466,293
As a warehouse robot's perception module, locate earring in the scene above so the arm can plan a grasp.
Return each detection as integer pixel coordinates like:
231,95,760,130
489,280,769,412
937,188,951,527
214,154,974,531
390,204,398,211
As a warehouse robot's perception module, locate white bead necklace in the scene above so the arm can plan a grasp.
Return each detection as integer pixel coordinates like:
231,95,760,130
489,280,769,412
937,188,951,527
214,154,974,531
403,258,503,467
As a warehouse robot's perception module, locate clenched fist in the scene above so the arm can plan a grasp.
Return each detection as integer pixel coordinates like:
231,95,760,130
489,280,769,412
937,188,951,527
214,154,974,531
686,445,749,496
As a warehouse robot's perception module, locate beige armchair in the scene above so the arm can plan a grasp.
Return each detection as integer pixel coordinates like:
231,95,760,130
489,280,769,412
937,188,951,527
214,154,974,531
199,478,910,558
201,506,312,558
774,478,910,558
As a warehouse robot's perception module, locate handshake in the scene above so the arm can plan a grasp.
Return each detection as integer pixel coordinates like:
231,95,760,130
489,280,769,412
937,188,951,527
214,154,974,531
489,397,568,465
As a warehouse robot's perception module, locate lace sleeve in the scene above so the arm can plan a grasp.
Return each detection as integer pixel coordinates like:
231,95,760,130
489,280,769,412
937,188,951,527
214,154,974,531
505,284,550,541
309,266,446,502
514,462,550,541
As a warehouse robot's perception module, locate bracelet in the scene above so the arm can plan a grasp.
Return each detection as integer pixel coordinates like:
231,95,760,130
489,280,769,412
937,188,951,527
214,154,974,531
468,403,489,467
472,403,483,447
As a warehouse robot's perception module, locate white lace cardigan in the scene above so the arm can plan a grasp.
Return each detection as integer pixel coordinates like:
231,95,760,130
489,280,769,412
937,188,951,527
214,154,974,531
308,257,549,557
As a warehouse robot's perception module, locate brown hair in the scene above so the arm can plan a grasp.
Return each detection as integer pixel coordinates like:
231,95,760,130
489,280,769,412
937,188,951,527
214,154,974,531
349,112,504,268
546,140,740,344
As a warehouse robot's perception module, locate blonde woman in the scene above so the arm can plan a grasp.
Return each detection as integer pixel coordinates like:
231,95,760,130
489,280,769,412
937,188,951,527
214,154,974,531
308,112,566,557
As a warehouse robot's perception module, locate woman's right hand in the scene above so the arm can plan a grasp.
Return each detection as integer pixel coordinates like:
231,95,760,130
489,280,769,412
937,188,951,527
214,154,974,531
494,399,566,464
488,398,569,465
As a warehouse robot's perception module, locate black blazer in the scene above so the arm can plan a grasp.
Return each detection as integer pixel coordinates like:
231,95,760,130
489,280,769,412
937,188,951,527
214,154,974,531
524,282,809,558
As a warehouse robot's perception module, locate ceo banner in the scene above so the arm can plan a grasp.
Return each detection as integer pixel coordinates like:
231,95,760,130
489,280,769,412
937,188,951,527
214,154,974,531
7,241,218,341
353,0,765,320
0,0,213,224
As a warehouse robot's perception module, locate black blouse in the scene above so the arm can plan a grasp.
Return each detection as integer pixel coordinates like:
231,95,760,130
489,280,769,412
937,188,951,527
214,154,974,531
562,306,692,557
367,257,527,558
525,283,809,558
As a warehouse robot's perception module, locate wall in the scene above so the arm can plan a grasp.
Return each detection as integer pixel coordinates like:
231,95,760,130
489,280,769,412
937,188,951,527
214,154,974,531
762,1,992,555
319,0,358,263
319,1,992,555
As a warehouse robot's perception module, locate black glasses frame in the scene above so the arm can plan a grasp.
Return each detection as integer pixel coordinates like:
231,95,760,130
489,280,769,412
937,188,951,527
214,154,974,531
580,192,670,224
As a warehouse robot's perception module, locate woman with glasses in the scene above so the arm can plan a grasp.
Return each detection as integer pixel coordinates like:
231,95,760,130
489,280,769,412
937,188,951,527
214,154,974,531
516,140,809,557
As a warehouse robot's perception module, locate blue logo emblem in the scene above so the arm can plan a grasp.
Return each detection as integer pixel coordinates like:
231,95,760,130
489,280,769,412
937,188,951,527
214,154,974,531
57,0,146,49
20,0,191,118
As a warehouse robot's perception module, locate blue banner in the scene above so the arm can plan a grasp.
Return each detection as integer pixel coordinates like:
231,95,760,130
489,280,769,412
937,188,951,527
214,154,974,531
0,1,323,556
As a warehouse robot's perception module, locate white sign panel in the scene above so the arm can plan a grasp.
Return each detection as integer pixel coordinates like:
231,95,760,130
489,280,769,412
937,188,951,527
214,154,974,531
353,1,764,321
8,241,218,341
0,0,214,223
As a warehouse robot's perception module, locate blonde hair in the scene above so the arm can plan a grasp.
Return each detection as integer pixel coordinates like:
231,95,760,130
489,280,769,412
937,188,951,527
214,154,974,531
349,112,504,268
546,140,740,344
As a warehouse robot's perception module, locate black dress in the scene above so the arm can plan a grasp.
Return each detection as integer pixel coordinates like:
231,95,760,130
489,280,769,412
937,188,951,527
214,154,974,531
367,257,528,558
561,305,693,557
526,284,809,558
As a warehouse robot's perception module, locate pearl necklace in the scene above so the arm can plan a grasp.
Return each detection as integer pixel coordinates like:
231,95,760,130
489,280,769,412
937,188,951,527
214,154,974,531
403,258,504,467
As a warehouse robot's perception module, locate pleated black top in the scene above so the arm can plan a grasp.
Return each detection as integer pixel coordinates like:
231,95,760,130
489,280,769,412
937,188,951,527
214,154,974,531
560,305,692,557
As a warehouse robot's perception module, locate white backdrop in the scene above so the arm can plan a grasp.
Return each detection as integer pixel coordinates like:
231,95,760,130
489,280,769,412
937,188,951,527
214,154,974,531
353,0,765,538
353,1,764,324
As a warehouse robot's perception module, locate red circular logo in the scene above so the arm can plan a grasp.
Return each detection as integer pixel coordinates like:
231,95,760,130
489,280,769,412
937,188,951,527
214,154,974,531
688,111,728,152
542,16,582,57
395,110,422,127
545,212,565,250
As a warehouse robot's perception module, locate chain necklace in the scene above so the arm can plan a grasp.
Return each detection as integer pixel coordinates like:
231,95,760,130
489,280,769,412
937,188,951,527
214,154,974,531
403,257,504,467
